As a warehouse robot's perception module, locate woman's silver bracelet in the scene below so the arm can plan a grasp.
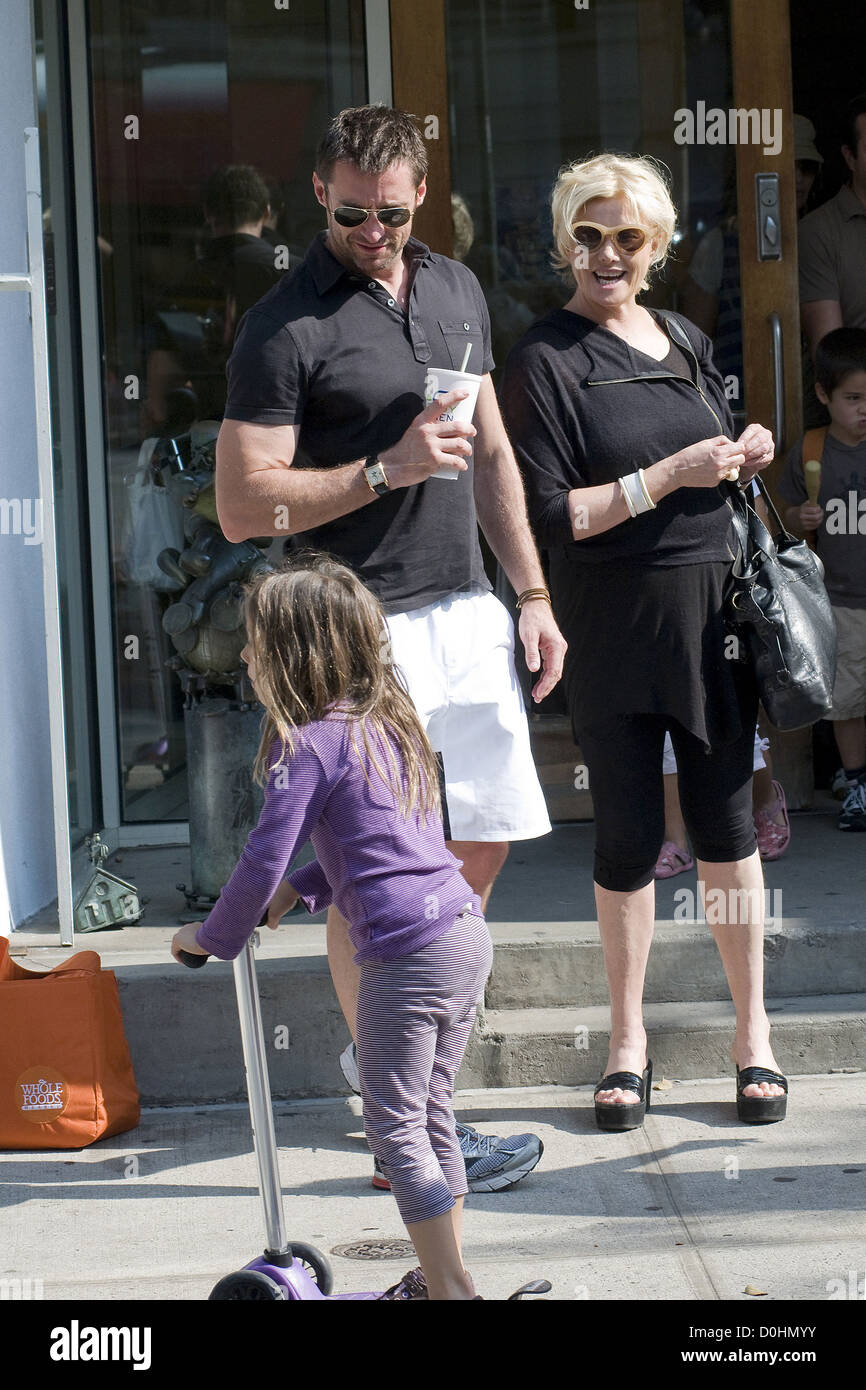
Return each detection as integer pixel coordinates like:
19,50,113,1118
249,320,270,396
618,469,656,517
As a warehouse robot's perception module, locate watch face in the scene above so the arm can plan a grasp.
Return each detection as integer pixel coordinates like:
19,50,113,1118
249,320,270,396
366,463,386,488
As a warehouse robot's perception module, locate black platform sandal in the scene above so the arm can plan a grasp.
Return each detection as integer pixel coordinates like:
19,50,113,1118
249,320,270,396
736,1066,788,1123
594,1060,652,1132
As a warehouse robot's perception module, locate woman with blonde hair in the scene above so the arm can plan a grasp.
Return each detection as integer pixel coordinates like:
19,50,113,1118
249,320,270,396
171,553,545,1300
501,153,788,1129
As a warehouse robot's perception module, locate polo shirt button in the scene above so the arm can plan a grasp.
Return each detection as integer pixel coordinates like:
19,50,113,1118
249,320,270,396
463,322,470,330
368,281,376,289
387,298,395,306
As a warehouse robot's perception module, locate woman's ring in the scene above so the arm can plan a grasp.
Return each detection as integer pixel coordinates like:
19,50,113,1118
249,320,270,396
725,467,741,481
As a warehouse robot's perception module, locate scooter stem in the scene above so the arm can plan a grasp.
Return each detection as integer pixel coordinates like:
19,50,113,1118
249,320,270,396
234,933,293,1265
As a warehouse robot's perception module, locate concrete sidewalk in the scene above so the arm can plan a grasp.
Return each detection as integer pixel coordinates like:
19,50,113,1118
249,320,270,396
1,1074,863,1302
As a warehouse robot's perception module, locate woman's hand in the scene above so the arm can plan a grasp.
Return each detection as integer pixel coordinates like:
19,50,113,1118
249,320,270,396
171,922,208,963
266,880,300,930
670,435,747,488
735,423,775,483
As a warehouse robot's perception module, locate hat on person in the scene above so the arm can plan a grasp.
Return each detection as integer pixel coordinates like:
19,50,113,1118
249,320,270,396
793,114,823,165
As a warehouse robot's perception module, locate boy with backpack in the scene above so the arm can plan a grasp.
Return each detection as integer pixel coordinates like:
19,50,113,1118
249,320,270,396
779,326,866,830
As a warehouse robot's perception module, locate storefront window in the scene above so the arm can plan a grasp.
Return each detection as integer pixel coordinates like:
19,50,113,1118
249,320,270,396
86,0,366,822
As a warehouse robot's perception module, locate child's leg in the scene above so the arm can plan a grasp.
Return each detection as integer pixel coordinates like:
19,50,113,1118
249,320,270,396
828,608,866,774
832,716,866,773
662,771,688,847
356,952,471,1299
356,910,492,1300
420,912,494,1297
405,1203,473,1301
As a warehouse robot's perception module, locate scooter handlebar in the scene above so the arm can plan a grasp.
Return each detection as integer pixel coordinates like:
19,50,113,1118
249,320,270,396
178,913,268,969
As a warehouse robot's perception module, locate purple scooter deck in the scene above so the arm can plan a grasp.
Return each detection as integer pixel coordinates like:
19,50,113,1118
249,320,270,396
246,1256,380,1300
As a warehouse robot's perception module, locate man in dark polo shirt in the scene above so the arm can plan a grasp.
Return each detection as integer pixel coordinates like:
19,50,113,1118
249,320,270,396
215,106,566,1204
800,94,866,357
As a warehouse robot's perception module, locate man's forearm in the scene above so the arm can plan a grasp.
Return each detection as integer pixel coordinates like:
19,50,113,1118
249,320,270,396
217,455,378,542
473,441,546,594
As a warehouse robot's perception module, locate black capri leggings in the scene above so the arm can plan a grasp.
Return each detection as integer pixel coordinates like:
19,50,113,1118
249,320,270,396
578,711,759,894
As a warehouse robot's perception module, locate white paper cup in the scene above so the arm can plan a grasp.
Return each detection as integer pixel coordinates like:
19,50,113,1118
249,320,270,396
424,367,483,479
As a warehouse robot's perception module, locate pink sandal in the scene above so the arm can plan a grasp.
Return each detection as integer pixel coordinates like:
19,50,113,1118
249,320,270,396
754,780,790,861
653,841,694,878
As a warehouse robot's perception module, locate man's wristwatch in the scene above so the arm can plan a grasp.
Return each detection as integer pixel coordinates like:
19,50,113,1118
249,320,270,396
363,455,390,496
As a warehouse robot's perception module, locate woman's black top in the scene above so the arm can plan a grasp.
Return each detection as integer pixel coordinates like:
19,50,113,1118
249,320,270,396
501,307,754,749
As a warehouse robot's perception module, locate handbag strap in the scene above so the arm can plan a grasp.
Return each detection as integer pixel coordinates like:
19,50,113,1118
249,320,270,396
726,477,781,577
748,472,792,539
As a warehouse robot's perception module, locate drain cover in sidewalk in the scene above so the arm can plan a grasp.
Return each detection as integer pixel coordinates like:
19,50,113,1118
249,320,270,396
331,1239,415,1261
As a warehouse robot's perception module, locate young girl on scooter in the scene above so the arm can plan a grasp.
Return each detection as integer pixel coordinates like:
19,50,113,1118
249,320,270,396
172,554,500,1301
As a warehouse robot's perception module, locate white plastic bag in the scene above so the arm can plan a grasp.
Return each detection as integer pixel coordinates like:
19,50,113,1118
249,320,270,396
117,438,186,589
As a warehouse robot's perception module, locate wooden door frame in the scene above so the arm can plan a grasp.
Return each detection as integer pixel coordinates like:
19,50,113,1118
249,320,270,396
390,0,453,256
731,0,802,469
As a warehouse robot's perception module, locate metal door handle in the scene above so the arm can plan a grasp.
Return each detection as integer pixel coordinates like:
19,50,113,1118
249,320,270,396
769,311,785,455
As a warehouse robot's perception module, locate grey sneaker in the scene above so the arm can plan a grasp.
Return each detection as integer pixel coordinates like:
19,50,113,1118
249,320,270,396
839,778,866,831
832,767,855,800
457,1123,544,1193
340,1040,360,1094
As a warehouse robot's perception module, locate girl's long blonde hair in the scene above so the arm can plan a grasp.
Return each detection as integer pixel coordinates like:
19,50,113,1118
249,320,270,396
243,552,442,823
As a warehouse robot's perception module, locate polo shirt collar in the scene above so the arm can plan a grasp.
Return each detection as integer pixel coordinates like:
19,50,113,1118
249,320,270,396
305,229,436,296
837,184,866,219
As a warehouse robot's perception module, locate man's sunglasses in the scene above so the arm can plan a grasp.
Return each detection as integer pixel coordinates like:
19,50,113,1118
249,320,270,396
332,205,413,228
571,221,652,253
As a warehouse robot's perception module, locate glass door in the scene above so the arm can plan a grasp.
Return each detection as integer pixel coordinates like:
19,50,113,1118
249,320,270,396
423,0,800,817
84,0,367,826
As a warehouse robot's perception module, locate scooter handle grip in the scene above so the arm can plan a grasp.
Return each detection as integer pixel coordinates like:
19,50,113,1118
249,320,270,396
178,950,209,968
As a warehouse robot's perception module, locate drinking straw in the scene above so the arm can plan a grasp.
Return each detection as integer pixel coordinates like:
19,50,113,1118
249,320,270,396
459,342,472,373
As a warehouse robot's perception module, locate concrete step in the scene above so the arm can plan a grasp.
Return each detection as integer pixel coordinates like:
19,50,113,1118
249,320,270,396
462,995,866,1090
485,918,866,1009
15,915,866,1105
112,932,864,1101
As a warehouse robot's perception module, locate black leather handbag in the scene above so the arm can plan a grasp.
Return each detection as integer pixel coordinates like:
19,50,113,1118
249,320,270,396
725,475,837,731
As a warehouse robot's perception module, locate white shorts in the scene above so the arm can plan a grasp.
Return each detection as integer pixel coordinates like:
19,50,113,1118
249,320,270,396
385,587,551,843
662,726,769,776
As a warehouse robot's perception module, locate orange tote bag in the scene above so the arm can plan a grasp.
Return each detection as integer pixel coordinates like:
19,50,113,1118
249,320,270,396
0,939,140,1149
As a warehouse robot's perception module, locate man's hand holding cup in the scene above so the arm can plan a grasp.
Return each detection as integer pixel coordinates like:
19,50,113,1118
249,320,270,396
380,388,476,486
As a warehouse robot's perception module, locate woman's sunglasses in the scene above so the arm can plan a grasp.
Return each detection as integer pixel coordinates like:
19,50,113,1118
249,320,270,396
571,221,651,254
332,205,413,229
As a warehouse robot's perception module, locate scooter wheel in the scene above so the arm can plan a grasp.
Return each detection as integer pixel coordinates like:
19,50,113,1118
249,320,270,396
289,1242,333,1295
208,1270,285,1301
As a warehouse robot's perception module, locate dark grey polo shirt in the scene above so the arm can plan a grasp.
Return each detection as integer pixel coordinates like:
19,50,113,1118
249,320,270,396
224,231,494,614
798,184,866,326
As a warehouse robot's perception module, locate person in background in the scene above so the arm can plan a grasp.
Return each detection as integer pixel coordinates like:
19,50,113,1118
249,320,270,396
655,728,789,876
799,95,866,361
144,165,290,431
779,327,866,832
